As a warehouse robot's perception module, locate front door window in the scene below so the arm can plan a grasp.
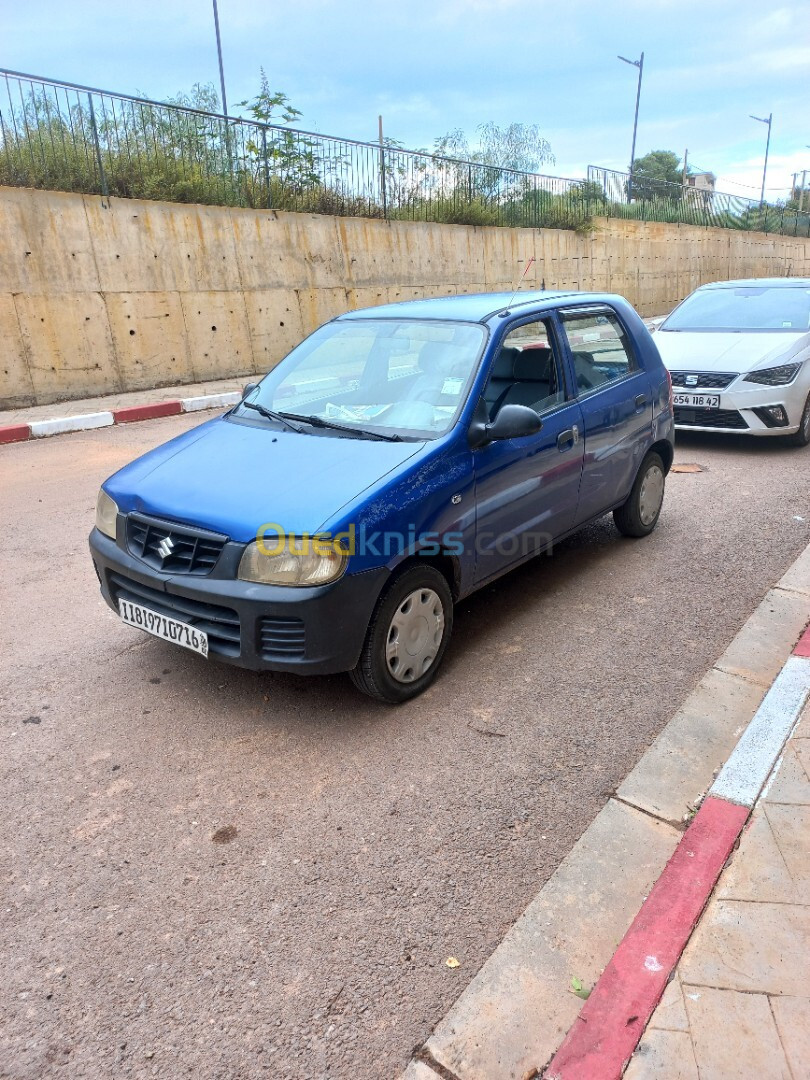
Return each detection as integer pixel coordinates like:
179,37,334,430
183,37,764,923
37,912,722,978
483,318,566,420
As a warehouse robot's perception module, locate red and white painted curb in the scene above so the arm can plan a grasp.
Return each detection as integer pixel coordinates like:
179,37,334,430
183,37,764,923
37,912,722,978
545,622,810,1080
0,391,242,445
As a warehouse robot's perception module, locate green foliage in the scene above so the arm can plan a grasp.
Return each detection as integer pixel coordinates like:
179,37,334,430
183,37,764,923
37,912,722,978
631,150,683,186
434,122,554,173
235,68,302,126
0,77,803,239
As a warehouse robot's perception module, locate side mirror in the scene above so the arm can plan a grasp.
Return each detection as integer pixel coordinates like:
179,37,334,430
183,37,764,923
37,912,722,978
485,404,542,441
242,382,259,400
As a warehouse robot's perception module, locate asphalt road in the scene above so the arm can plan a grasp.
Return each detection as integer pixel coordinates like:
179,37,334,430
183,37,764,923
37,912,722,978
1,415,808,1080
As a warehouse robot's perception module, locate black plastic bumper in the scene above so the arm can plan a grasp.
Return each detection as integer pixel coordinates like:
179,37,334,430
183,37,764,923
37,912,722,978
89,528,389,675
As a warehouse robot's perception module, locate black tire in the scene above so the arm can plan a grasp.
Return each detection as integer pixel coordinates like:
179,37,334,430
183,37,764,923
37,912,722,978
349,564,454,703
783,391,810,448
613,451,666,538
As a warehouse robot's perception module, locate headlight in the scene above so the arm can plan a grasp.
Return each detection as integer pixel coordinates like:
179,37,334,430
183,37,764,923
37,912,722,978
744,363,801,386
95,488,119,539
238,537,348,586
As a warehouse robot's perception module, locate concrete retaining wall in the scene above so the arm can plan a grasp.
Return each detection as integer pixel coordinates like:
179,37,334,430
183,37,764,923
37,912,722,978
2,184,810,409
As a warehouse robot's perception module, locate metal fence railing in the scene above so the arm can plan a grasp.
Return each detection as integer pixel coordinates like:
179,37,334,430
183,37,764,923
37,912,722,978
1,68,808,238
0,68,590,229
587,166,810,238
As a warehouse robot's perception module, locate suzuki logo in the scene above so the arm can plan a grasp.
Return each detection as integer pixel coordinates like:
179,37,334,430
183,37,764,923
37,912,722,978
685,375,699,387
157,536,176,560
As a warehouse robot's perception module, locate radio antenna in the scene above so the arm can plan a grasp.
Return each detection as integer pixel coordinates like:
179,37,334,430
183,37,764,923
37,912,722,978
504,256,536,312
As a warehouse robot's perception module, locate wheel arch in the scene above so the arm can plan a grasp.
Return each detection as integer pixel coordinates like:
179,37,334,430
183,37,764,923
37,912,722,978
388,549,461,602
650,438,674,474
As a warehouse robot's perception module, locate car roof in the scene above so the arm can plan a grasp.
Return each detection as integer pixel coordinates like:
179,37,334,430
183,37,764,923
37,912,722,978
699,278,810,290
336,290,615,324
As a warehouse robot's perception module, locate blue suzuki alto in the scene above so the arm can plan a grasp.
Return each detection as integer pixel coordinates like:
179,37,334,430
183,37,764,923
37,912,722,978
90,291,674,702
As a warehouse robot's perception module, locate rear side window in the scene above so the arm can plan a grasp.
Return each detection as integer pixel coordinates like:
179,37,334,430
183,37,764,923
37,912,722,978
559,309,637,395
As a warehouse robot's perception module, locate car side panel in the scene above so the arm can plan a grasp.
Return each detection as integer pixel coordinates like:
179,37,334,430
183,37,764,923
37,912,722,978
570,371,653,525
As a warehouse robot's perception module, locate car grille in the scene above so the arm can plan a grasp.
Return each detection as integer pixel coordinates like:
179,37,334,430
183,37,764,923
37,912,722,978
674,407,749,430
259,616,306,660
108,571,240,657
669,371,738,390
126,513,227,576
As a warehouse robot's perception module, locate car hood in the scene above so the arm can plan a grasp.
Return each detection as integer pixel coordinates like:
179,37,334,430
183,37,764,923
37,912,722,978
104,415,424,542
653,330,807,373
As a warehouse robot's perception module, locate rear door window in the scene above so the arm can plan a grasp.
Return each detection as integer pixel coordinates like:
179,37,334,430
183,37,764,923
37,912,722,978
559,309,637,396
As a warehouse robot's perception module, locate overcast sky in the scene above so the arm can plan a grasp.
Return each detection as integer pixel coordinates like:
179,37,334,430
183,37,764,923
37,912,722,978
4,0,809,199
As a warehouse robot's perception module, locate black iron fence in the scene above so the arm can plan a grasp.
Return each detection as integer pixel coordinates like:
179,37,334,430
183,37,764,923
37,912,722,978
587,166,810,237
0,68,590,229
1,68,808,238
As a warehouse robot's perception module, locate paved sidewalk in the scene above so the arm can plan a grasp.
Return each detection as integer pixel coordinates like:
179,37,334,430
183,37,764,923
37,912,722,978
626,702,810,1080
0,374,258,427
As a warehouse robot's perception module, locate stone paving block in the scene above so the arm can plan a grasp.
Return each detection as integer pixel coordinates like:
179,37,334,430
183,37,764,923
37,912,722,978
680,901,810,995
777,543,810,598
624,1028,699,1080
792,707,809,739
770,997,810,1079
648,973,689,1033
714,589,810,688
716,810,801,905
616,668,765,824
763,805,810,893
401,1061,440,1080
763,744,810,804
683,986,791,1079
424,800,679,1080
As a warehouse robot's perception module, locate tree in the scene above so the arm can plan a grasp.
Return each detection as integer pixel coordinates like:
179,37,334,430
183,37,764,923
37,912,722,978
434,122,554,173
432,122,554,204
235,68,302,126
629,150,683,200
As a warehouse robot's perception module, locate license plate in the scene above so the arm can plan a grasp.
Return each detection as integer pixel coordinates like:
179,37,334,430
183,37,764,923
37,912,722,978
118,599,208,657
673,392,720,408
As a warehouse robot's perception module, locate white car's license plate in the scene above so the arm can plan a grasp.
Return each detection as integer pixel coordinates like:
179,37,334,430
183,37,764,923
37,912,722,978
673,392,720,408
118,599,208,657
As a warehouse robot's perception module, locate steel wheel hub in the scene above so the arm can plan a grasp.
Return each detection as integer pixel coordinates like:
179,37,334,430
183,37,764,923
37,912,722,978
639,464,665,526
386,588,444,684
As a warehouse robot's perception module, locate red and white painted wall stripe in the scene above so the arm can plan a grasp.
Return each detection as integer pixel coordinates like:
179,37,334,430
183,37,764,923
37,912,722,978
0,391,242,445
545,621,810,1080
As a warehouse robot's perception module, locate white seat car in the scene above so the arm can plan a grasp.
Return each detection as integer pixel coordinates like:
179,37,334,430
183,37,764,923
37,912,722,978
653,278,810,446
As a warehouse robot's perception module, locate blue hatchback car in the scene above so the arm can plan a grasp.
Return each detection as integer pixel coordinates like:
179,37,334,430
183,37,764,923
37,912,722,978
90,291,674,702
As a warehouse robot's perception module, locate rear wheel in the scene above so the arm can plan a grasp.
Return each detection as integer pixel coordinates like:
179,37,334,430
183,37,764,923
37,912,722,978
613,452,666,538
349,564,454,703
783,392,810,448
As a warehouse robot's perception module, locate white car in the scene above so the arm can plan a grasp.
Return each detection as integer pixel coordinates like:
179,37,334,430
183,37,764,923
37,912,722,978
653,278,810,445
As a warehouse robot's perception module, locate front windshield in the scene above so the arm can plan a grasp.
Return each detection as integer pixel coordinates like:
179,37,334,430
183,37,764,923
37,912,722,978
661,286,810,332
238,318,487,439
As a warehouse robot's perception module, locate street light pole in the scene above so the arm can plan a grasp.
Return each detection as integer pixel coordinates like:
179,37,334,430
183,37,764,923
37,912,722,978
618,51,644,201
212,0,228,116
749,112,772,207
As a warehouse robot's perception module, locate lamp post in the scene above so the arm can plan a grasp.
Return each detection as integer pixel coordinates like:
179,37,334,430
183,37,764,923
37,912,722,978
618,51,644,201
749,112,772,207
212,0,228,116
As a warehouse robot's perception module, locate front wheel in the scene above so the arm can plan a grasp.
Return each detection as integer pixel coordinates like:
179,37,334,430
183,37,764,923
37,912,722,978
783,392,810,448
613,451,666,538
349,564,454,703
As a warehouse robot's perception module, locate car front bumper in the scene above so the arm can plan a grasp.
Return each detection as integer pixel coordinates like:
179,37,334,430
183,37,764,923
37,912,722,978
89,527,389,675
673,379,809,436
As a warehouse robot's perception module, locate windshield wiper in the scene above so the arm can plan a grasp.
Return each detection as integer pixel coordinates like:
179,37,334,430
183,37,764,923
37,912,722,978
241,400,307,432
287,413,404,441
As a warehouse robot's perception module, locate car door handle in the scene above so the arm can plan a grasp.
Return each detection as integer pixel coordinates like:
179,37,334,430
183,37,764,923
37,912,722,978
557,425,578,451
635,394,647,409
